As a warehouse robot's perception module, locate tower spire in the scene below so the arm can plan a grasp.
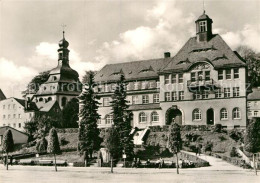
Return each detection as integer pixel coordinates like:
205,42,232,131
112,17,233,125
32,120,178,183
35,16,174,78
61,24,66,39
203,0,206,14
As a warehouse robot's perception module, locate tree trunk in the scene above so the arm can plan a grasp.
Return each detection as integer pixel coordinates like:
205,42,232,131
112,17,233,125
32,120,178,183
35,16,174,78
253,153,257,175
85,158,88,167
54,153,57,172
176,153,179,174
6,153,8,170
111,156,113,173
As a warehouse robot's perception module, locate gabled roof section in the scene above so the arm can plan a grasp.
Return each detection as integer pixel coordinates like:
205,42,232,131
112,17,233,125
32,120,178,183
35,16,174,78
36,100,60,112
0,126,28,136
14,98,26,107
0,89,6,101
95,58,172,83
161,34,246,72
248,88,260,101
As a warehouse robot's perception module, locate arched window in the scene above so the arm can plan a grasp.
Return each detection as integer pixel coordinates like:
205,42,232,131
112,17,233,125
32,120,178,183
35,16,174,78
105,114,113,124
233,108,241,119
62,97,67,107
39,98,43,102
151,112,159,123
139,112,147,123
193,109,202,121
220,108,228,120
48,97,52,101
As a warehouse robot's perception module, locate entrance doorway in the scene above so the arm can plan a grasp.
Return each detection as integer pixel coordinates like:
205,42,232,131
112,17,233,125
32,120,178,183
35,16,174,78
166,107,182,126
207,108,214,125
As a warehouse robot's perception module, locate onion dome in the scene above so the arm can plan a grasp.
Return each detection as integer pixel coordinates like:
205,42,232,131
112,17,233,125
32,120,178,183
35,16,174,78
59,31,69,48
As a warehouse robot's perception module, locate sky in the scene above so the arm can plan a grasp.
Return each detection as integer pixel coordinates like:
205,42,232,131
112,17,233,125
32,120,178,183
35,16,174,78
0,0,259,98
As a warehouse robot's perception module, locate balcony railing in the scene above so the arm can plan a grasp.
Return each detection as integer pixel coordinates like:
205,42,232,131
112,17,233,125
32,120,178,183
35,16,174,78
187,79,218,92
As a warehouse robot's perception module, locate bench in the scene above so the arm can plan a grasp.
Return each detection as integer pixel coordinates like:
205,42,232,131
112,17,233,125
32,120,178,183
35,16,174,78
19,159,33,165
38,160,53,165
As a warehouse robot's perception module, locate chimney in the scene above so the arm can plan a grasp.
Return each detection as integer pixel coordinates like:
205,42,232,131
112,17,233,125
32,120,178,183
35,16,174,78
164,52,171,58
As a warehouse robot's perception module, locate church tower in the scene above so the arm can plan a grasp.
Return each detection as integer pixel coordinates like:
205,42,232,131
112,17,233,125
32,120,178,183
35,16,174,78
33,31,81,109
195,11,213,42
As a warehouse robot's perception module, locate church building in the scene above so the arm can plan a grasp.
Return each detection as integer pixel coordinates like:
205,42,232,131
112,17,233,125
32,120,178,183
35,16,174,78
94,11,248,131
27,31,81,110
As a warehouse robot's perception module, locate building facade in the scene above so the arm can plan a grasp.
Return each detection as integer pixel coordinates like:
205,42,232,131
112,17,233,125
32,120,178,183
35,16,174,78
247,87,260,119
0,98,34,131
94,12,248,130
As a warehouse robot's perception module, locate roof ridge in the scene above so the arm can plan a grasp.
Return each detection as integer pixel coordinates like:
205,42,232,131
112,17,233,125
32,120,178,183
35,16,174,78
105,57,167,66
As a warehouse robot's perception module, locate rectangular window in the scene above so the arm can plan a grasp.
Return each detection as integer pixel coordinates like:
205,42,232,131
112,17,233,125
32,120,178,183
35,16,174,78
134,82,139,90
172,74,177,84
13,104,15,109
3,105,5,110
132,96,139,104
149,81,155,89
224,88,231,98
142,95,149,104
3,115,5,119
97,119,101,124
179,91,184,100
199,21,207,32
103,98,110,106
194,93,201,100
142,81,148,89
234,68,239,79
13,114,16,119
13,123,16,128
8,114,11,119
165,74,170,84
218,70,223,80
198,71,203,81
254,111,258,116
165,92,171,101
191,72,196,82
156,81,160,88
8,104,10,110
226,69,231,79
233,87,240,97
153,94,159,103
202,91,209,99
172,92,177,101
178,74,183,83
215,89,222,98
205,71,210,81
18,123,21,128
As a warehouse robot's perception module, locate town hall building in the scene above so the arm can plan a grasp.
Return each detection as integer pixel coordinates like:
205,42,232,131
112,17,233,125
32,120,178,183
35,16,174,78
94,11,248,131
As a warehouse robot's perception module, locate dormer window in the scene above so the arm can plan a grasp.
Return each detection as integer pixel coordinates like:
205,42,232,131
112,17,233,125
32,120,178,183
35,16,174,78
199,21,207,32
140,69,150,73
112,72,120,76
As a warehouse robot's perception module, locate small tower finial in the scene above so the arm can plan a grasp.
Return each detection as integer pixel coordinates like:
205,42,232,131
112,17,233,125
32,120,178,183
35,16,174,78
61,24,67,39
203,0,205,14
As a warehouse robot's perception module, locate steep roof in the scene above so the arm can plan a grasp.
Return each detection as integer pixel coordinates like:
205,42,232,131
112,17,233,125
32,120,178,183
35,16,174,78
0,126,28,136
161,34,246,72
0,89,6,101
36,100,60,112
248,87,260,101
95,57,172,83
14,98,26,107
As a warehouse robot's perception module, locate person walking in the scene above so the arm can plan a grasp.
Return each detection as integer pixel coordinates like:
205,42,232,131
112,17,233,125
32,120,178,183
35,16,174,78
83,151,88,167
159,157,163,169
